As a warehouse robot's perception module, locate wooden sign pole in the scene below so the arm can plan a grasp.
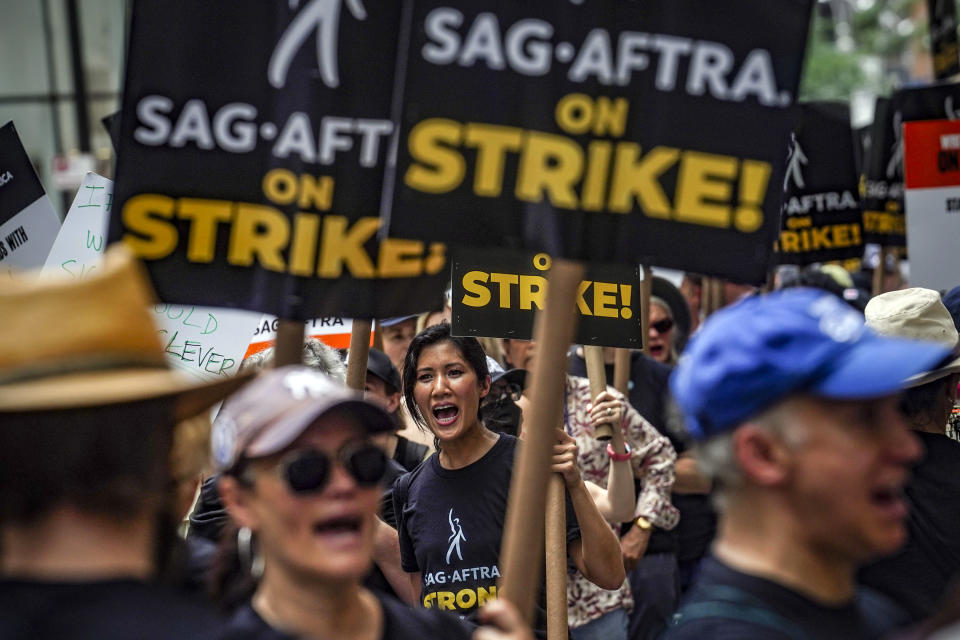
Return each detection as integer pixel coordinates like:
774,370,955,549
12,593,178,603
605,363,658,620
872,247,887,297
612,348,631,396
583,346,613,440
641,266,653,357
545,474,568,640
345,319,373,391
273,319,303,367
372,320,384,352
499,259,585,625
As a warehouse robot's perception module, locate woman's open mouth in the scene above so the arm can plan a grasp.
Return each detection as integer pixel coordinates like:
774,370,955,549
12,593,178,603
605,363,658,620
432,403,460,427
312,514,364,547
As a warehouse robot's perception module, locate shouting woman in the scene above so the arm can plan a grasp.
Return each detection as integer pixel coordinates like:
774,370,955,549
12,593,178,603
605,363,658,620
394,324,625,633
214,365,531,640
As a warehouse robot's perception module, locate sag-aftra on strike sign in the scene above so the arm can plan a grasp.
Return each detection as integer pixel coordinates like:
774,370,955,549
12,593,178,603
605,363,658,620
388,0,813,284
112,0,813,301
109,0,446,320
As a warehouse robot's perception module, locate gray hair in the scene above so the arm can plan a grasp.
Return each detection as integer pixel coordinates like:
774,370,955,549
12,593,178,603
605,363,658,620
240,338,346,382
684,401,807,512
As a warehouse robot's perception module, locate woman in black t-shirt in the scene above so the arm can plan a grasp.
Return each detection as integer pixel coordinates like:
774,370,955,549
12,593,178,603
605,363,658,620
395,324,625,626
211,365,531,640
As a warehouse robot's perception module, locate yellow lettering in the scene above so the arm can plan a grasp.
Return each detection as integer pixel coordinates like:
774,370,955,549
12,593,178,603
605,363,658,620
592,97,628,137
608,143,678,217
516,131,583,209
489,272,519,308
262,169,298,205
674,151,737,228
518,274,546,310
833,224,851,247
456,589,478,609
465,123,523,197
809,226,832,250
582,140,612,212
227,204,289,272
423,593,437,608
317,215,379,278
298,174,334,210
121,194,178,260
377,237,425,278
462,271,491,307
477,586,498,607
179,199,232,263
289,212,321,276
779,231,800,253
593,281,619,318
436,591,456,611
576,280,592,316
555,93,594,135
405,119,466,193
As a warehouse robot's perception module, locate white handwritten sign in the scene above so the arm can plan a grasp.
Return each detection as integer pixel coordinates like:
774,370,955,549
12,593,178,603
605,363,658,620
42,172,111,279
40,173,260,381
153,304,261,382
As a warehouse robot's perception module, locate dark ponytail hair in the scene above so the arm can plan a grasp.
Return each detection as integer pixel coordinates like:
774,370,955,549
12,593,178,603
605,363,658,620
402,323,490,441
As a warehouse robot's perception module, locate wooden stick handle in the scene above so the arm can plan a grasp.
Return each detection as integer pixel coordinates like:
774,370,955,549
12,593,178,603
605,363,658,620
345,319,373,391
273,319,303,367
872,248,885,297
641,266,653,357
499,259,585,624
583,346,613,440
612,348,631,396
545,474,569,640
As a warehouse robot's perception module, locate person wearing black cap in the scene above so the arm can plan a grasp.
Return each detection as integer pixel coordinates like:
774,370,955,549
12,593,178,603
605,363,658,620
365,348,428,472
215,366,532,640
663,288,951,639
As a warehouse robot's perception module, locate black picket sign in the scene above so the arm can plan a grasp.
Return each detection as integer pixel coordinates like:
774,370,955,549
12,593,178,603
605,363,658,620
928,0,960,80
0,122,46,226
451,248,643,349
109,1,446,320
777,102,863,266
388,0,814,284
862,82,960,248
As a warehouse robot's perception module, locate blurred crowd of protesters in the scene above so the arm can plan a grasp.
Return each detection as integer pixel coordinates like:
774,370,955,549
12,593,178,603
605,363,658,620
5,246,960,640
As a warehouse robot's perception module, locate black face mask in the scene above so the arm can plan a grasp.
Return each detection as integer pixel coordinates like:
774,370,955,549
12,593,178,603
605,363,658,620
481,395,522,437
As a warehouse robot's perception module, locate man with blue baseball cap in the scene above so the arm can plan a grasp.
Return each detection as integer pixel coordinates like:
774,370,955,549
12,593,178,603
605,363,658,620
662,288,951,640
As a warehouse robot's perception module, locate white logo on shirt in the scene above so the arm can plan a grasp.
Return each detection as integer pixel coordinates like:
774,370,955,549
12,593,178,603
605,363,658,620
446,509,467,564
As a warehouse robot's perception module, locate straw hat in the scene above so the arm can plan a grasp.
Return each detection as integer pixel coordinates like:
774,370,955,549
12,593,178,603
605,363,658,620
0,245,250,417
865,287,960,387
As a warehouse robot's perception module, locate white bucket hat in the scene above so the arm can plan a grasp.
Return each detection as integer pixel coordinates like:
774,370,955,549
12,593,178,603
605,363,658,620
865,288,960,387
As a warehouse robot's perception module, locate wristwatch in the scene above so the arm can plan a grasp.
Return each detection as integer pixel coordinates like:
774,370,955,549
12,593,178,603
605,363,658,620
635,516,652,531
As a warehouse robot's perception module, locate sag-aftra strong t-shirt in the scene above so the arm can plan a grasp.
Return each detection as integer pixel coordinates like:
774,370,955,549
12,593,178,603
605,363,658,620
394,434,580,619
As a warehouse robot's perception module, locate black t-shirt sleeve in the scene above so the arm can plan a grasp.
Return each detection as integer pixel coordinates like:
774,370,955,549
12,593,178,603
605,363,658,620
392,472,420,573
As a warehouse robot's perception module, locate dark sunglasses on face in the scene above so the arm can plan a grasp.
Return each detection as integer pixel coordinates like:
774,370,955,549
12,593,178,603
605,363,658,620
254,442,388,495
651,318,674,334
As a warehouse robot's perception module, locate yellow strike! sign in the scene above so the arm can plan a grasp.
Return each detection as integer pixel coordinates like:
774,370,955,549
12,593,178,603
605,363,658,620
461,253,634,319
404,93,772,233
121,169,446,279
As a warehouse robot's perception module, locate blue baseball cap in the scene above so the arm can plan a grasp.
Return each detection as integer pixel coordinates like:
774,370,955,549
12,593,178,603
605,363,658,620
670,288,951,441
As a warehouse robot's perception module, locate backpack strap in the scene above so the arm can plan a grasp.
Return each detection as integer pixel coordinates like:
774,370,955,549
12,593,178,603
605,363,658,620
668,585,811,640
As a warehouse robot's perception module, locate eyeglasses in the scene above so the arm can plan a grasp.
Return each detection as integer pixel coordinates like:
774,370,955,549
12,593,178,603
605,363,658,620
486,381,523,405
651,318,674,334
247,442,388,495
